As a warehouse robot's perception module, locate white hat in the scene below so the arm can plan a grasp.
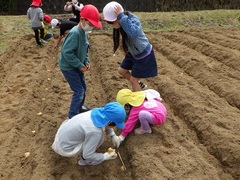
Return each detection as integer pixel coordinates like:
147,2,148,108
51,19,59,29
72,0,77,3
144,89,162,101
103,1,124,22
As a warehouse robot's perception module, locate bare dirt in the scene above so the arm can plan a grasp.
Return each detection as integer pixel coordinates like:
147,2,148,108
0,26,240,180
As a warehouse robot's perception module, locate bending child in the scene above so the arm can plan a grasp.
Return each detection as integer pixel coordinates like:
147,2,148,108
111,89,167,147
58,4,102,119
102,1,158,91
52,102,126,166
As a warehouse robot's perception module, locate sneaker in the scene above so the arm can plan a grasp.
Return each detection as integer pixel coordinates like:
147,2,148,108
37,43,44,47
80,105,91,113
40,38,47,43
139,81,147,89
134,127,152,135
78,158,95,166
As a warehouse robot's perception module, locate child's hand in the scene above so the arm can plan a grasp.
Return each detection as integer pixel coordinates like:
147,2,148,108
80,66,88,72
114,5,123,16
86,64,90,70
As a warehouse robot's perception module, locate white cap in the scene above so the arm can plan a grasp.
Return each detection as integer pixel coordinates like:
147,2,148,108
51,19,59,29
144,89,162,101
72,0,77,3
103,1,124,22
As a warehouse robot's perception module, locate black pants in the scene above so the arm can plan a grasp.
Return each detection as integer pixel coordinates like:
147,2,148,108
34,28,44,45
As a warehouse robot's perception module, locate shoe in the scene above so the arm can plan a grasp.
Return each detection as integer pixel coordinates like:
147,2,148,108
134,127,152,135
80,105,91,113
40,38,47,43
37,43,44,47
78,158,95,166
139,81,147,89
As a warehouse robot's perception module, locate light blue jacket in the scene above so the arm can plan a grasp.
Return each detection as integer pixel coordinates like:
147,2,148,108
117,12,152,59
58,26,90,71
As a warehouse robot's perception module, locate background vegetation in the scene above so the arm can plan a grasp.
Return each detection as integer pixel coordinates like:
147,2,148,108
0,9,239,55
0,0,240,15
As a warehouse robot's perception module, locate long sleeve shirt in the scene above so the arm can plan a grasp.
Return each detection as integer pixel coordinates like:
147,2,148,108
27,7,43,29
53,111,111,165
117,12,152,60
58,26,90,70
120,99,167,137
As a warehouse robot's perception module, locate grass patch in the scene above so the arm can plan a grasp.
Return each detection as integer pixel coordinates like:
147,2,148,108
0,10,239,54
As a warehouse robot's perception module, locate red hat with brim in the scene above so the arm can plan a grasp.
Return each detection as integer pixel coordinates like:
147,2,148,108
80,5,102,29
31,0,42,6
44,15,51,23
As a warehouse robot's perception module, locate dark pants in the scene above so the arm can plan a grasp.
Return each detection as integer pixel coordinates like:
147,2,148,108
34,28,44,45
61,69,86,119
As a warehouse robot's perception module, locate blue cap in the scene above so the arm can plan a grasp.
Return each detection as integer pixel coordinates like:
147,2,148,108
91,102,126,129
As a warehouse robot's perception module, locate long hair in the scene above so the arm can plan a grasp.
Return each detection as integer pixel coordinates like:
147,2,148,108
112,12,129,54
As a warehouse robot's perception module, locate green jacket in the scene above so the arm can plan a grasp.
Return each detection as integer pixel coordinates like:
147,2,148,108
58,26,90,71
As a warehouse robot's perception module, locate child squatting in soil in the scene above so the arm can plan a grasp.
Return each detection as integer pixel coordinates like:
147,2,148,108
52,102,126,166
27,0,45,47
111,89,167,148
102,1,158,92
40,14,53,41
58,4,102,119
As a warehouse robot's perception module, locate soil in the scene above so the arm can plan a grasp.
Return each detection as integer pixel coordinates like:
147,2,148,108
0,26,240,180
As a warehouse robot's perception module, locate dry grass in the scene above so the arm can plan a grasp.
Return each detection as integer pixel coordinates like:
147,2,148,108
0,9,239,54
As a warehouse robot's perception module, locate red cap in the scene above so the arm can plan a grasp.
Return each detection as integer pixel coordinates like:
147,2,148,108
44,15,51,23
31,0,42,7
80,5,102,28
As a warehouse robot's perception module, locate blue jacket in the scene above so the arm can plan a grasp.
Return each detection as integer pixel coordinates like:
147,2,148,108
117,12,152,59
58,26,90,71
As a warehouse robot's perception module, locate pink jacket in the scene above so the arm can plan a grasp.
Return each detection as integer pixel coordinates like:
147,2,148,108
120,99,167,137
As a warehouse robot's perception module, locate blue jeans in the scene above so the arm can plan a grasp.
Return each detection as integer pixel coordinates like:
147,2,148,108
61,69,86,119
43,33,53,41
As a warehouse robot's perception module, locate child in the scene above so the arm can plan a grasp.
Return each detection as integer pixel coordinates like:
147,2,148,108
40,14,53,41
111,88,167,147
52,102,126,166
64,0,84,23
102,1,158,91
27,0,44,47
50,18,78,49
58,4,102,119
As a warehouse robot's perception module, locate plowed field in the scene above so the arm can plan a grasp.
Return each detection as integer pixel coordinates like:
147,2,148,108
0,19,240,179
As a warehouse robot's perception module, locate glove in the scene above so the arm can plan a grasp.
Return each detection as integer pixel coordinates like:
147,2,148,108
103,149,117,160
79,3,84,10
74,3,84,11
111,135,125,148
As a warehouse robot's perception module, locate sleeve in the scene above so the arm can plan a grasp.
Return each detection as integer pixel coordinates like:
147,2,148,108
39,8,44,21
117,12,142,38
84,38,90,65
59,26,65,36
74,3,84,11
27,8,31,19
61,32,84,69
64,4,73,11
105,128,116,137
81,131,105,165
120,108,140,137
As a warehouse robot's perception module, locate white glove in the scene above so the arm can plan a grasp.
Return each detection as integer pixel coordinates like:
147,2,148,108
74,3,84,11
111,135,125,148
79,3,84,10
103,150,117,160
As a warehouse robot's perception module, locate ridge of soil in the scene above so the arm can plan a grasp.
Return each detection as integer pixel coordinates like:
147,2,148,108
0,28,240,180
